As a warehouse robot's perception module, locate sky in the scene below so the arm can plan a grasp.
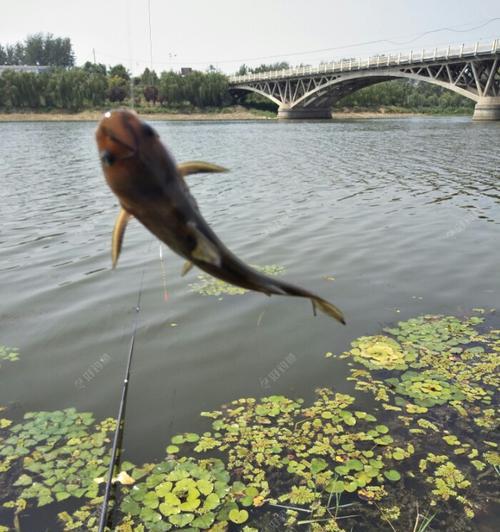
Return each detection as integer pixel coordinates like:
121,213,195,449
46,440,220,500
1,0,500,74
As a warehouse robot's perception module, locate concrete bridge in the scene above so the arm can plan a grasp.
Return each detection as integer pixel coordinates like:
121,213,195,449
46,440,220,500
229,39,500,120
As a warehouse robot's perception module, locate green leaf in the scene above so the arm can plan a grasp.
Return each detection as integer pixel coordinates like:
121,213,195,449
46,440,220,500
346,459,363,472
37,494,54,506
121,497,141,515
140,508,162,524
310,457,328,474
204,492,220,511
185,432,200,442
326,480,345,493
159,500,180,517
229,509,249,524
169,513,194,527
192,512,216,528
14,474,33,487
196,478,214,496
155,481,173,497
334,465,349,476
144,491,159,509
384,469,401,481
166,445,179,454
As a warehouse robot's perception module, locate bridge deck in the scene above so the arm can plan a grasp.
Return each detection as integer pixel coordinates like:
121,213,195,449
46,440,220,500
229,39,499,83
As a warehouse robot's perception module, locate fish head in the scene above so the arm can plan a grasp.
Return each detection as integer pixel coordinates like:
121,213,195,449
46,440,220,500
96,109,177,206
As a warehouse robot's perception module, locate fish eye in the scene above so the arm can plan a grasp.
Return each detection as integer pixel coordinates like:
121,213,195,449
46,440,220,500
100,150,117,167
142,123,156,137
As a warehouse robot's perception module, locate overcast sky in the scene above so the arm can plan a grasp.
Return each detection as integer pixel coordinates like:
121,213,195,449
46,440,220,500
2,0,500,74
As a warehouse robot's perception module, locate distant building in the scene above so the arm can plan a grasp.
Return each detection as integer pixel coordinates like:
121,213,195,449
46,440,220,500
0,65,51,74
180,67,193,76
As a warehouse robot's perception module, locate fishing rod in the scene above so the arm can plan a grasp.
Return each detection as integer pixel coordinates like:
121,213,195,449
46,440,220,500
97,267,146,532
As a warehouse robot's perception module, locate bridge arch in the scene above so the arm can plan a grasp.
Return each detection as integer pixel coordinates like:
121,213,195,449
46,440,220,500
290,71,480,109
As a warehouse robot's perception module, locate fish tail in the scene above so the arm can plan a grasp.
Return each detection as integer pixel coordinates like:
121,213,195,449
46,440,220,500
311,296,346,325
258,276,346,325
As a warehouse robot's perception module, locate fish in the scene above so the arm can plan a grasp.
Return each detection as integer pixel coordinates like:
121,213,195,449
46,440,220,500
95,109,345,324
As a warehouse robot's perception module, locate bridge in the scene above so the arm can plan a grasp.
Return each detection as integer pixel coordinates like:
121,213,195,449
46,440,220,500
229,39,500,120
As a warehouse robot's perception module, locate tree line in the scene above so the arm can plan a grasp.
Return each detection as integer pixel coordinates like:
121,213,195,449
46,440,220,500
0,63,230,111
0,33,74,67
0,34,474,113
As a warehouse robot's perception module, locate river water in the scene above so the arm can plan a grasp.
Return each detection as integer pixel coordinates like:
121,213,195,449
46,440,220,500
0,117,499,526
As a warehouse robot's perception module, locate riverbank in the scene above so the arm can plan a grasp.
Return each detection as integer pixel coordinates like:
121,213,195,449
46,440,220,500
0,108,270,122
0,108,472,122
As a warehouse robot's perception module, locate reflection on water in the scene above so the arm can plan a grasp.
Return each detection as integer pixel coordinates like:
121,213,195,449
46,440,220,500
0,117,499,469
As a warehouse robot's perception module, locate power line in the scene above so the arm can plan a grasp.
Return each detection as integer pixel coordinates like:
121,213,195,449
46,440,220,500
92,16,500,68
147,0,153,71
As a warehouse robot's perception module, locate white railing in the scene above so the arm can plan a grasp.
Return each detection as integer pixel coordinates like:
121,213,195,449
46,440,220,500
229,38,499,84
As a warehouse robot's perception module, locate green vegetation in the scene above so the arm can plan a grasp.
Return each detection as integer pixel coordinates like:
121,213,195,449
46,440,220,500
0,33,74,67
0,35,475,115
334,79,474,114
0,310,498,530
0,345,19,364
0,62,231,113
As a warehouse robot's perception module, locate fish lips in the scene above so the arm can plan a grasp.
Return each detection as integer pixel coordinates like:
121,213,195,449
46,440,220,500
97,129,137,166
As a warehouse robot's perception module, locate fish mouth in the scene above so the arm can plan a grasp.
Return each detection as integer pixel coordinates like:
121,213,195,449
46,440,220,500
100,127,137,163
97,111,142,164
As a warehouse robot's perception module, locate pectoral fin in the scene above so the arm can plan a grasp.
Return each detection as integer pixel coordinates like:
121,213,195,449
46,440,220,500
189,223,222,267
181,260,194,276
112,208,132,269
178,161,228,178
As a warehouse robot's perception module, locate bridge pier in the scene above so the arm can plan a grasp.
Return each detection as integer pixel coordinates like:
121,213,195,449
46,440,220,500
473,97,500,121
277,106,332,120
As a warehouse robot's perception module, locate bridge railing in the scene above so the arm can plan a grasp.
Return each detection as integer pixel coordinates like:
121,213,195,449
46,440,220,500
229,39,499,84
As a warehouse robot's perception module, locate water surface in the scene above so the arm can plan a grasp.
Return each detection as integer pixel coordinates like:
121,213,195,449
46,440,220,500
0,116,499,472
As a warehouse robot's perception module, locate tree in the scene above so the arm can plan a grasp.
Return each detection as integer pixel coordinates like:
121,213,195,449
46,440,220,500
0,33,75,66
237,64,248,76
143,85,159,104
109,64,130,81
140,67,158,86
83,61,107,76
107,75,129,102
23,33,74,66
251,61,290,74
159,71,184,106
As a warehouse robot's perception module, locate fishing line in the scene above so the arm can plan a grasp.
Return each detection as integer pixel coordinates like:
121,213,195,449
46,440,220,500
126,0,135,109
159,244,169,302
97,264,147,531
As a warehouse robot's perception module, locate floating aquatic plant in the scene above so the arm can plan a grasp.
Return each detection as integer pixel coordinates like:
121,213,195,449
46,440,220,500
117,457,244,531
0,312,498,531
189,264,285,297
340,335,413,370
0,409,114,508
0,345,19,367
419,454,474,517
385,371,465,407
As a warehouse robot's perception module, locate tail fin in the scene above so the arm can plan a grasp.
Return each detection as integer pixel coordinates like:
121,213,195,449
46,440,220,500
312,297,346,325
258,275,346,325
